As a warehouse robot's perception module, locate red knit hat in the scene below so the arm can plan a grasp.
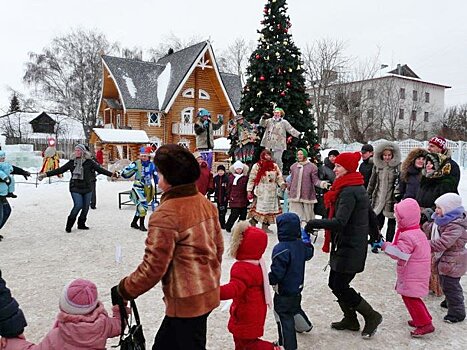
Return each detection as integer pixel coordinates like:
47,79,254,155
428,136,447,152
59,279,98,315
334,152,361,172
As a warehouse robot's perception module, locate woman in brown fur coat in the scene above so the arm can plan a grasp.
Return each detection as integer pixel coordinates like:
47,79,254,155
395,148,427,201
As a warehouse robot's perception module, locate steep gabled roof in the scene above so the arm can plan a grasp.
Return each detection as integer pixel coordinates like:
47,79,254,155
102,55,166,110
220,72,242,111
29,111,56,125
157,41,208,110
388,64,420,79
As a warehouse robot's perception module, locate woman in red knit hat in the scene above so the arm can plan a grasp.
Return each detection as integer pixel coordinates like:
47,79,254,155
305,152,383,339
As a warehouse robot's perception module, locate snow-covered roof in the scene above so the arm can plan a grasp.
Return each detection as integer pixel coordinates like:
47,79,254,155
213,137,231,151
92,128,149,144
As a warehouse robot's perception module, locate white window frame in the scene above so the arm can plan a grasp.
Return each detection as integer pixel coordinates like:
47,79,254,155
147,112,161,126
181,107,194,123
149,136,162,149
182,88,195,98
116,114,121,128
178,138,190,148
199,89,210,100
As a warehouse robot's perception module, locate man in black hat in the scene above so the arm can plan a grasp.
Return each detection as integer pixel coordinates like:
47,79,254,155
359,144,374,189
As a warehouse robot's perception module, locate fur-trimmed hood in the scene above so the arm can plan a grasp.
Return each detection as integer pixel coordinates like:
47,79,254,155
423,152,451,178
373,141,401,169
229,221,267,260
229,163,249,176
400,148,427,181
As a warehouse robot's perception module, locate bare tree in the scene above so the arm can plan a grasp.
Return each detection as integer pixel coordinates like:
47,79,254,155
23,28,119,140
303,39,350,140
439,104,467,141
217,38,255,85
147,33,204,62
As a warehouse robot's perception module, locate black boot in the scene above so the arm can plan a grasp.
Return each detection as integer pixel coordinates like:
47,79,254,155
139,217,147,231
77,218,89,230
130,216,140,229
331,301,360,331
66,216,76,233
355,298,382,338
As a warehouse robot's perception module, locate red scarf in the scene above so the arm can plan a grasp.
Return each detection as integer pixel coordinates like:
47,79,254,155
253,158,276,186
392,225,420,245
322,172,364,253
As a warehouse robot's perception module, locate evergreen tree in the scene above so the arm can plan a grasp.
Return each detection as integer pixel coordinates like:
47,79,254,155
239,0,318,172
9,93,21,112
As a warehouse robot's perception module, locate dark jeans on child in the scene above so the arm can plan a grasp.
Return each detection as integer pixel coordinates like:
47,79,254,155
152,312,210,350
226,207,248,231
376,213,396,242
328,270,361,307
217,204,227,229
440,275,466,320
273,293,312,350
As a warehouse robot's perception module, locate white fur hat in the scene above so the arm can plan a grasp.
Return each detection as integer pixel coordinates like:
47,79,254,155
435,193,463,215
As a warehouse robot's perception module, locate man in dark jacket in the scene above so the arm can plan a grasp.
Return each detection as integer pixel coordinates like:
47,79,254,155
359,144,374,188
269,212,313,350
427,136,460,192
0,270,27,342
213,165,229,229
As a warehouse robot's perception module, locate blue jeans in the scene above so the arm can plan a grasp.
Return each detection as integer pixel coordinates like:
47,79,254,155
0,199,12,229
69,192,92,221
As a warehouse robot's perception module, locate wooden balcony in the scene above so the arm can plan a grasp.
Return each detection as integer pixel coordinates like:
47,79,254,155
171,122,225,136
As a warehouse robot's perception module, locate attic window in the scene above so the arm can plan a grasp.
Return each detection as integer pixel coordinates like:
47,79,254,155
148,112,161,126
178,138,190,148
182,88,195,98
199,89,210,100
150,137,162,149
181,107,194,123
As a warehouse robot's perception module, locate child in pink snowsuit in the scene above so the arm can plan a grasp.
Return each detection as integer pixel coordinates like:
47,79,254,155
1,278,124,350
381,198,434,337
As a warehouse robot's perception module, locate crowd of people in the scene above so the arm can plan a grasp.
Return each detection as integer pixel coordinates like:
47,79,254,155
0,115,466,350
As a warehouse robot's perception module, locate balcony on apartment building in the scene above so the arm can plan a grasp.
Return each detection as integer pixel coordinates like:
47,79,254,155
171,122,225,136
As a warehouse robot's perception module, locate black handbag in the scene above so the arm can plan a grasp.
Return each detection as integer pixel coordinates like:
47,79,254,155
115,299,146,350
314,187,327,217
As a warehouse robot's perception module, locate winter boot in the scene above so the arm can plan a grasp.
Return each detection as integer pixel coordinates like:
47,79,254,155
355,298,383,338
261,223,273,234
66,216,76,233
77,218,89,230
139,217,147,231
440,299,448,309
0,234,3,241
410,323,435,337
130,216,140,229
331,301,360,331
7,192,17,198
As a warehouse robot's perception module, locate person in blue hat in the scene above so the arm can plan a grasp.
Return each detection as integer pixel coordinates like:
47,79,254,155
194,108,223,169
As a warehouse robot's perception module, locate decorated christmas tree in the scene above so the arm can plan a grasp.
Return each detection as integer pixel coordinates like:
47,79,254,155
239,0,318,172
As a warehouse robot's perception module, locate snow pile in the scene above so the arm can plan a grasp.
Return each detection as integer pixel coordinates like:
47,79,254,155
123,74,137,98
0,172,466,349
157,62,171,107
92,128,149,143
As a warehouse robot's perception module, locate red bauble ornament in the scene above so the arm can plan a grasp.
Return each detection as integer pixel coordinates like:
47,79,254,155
286,81,291,87
284,28,288,33
260,75,266,81
255,54,261,59
264,7,268,14
280,91,286,96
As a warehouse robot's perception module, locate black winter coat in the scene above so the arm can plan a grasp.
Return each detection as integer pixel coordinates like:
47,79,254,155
416,175,457,209
397,165,422,200
46,158,113,194
213,174,229,206
307,185,369,274
359,157,373,189
0,270,27,338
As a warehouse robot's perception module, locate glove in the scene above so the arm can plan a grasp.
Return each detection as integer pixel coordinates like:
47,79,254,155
23,171,31,180
372,239,384,249
304,221,315,233
420,208,434,224
37,173,47,181
301,228,311,247
4,177,11,185
394,193,403,203
247,192,254,201
111,285,125,306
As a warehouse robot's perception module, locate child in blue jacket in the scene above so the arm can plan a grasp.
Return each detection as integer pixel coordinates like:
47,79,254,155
269,212,313,350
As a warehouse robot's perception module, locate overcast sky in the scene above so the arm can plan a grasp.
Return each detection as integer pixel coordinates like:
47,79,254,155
1,0,466,111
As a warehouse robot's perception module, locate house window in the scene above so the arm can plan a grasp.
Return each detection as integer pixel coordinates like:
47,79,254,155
182,88,195,98
149,137,162,150
411,110,417,121
116,114,121,128
424,112,429,122
178,138,190,148
367,89,375,99
413,90,418,101
400,88,405,99
334,129,344,139
399,109,404,120
199,89,210,100
181,107,194,123
147,112,161,126
323,130,329,138
425,92,430,103
398,128,404,139
367,109,374,120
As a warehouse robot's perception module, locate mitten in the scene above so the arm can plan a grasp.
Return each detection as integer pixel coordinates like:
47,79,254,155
304,221,315,233
247,192,254,201
394,193,403,202
111,285,124,306
23,171,31,180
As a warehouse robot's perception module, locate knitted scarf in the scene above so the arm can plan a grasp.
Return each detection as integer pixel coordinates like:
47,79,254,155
72,158,84,180
253,153,275,186
433,206,465,226
322,172,364,253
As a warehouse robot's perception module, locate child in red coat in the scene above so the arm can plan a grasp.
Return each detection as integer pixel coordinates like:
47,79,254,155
220,222,281,350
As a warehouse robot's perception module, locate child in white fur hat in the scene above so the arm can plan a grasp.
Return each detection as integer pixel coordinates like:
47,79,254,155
423,193,467,323
1,278,125,350
225,160,249,233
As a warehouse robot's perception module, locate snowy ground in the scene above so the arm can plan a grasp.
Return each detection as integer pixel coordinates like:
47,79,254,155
0,172,466,349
